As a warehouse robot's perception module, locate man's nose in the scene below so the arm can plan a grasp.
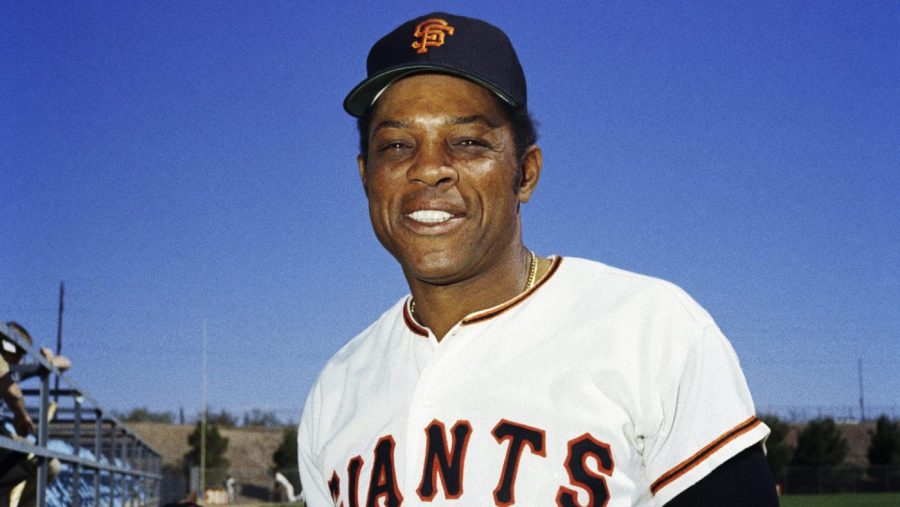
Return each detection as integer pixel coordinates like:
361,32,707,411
407,142,459,187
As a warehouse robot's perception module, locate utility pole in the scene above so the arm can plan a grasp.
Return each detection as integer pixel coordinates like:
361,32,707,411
54,281,64,402
200,320,208,504
858,358,865,422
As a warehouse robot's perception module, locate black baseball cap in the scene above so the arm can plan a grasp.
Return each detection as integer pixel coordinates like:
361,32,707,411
343,12,527,117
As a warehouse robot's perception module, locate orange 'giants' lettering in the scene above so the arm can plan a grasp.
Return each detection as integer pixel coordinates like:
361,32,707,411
492,419,546,506
328,471,343,506
417,419,473,501
347,456,363,507
366,436,403,506
556,433,615,507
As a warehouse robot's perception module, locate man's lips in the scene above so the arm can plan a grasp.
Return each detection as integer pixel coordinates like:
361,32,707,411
406,209,455,224
402,207,467,233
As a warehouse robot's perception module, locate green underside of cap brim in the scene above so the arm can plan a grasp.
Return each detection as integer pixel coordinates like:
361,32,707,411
343,64,517,117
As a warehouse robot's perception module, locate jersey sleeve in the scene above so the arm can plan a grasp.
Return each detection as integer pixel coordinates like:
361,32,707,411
646,324,770,505
297,380,334,507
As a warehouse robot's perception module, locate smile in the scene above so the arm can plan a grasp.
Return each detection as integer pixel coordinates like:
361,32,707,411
406,210,454,224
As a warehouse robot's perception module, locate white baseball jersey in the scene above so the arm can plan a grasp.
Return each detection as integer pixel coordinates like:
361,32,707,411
298,256,769,506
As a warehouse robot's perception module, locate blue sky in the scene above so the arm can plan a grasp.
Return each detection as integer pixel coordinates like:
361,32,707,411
2,2,897,423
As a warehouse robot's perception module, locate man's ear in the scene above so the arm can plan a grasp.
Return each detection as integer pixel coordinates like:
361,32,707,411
516,145,543,203
357,154,369,196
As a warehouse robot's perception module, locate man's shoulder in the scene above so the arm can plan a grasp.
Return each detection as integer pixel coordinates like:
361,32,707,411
299,296,414,439
313,296,409,381
555,256,685,296
554,256,715,327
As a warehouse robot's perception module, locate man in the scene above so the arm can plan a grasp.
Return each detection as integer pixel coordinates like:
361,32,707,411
0,322,70,507
299,12,776,506
274,471,300,504
224,475,236,504
1,322,71,439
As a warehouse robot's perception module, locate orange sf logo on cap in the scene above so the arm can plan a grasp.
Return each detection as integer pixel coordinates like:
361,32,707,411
411,18,455,54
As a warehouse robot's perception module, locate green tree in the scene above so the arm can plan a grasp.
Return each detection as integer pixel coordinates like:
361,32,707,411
760,414,794,483
183,422,231,485
868,415,900,465
120,407,174,423
242,409,282,428
205,409,239,427
791,417,848,467
273,426,298,471
272,427,300,491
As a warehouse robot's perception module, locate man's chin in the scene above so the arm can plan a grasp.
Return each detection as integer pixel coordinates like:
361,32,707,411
401,258,470,286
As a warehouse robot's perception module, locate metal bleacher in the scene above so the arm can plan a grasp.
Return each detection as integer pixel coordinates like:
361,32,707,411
0,321,162,506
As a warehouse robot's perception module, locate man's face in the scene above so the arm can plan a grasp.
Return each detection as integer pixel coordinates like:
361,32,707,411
359,73,540,286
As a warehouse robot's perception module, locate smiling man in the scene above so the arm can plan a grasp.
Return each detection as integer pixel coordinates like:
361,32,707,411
298,12,777,506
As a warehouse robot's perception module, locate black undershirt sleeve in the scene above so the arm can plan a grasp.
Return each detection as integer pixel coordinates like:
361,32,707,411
665,444,779,506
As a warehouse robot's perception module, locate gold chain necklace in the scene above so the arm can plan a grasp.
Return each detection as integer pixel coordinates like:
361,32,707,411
410,251,537,318
524,249,538,292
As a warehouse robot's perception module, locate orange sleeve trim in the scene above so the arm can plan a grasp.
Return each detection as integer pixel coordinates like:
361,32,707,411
650,415,762,495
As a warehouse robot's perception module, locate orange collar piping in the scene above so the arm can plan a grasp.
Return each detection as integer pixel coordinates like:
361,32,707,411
403,256,563,336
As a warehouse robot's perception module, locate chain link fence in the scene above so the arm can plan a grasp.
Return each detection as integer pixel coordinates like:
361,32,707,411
759,405,900,423
782,465,900,495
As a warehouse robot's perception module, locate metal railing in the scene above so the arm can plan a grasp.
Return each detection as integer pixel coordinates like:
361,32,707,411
0,321,162,506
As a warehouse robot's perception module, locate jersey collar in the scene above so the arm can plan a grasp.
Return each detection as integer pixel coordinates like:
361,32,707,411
403,256,563,336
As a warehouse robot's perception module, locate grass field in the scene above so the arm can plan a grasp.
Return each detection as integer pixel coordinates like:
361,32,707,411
780,492,900,506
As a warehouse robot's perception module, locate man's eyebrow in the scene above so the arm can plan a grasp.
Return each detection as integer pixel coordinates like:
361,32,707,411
448,115,504,128
372,120,410,132
372,115,503,132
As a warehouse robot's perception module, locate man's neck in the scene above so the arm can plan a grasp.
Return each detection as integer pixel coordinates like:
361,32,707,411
407,247,544,340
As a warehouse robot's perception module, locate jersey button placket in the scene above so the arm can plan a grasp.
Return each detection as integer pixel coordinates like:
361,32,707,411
405,329,443,494
403,322,471,494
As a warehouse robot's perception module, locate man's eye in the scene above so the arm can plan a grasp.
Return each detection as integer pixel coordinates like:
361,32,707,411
457,139,488,148
378,142,408,151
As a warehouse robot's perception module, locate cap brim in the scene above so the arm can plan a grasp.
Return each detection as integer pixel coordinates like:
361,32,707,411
343,64,518,117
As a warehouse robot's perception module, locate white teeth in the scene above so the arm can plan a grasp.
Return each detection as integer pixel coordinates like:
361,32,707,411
408,210,453,223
